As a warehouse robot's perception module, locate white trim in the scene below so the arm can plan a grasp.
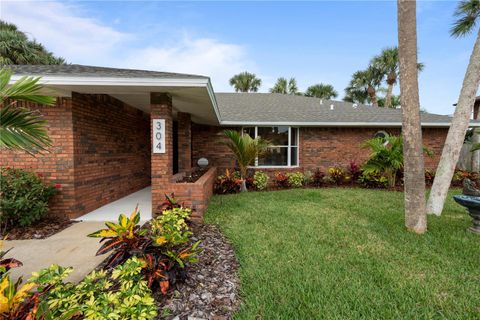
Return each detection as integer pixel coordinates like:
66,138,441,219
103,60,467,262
9,75,210,87
222,121,478,127
248,165,300,169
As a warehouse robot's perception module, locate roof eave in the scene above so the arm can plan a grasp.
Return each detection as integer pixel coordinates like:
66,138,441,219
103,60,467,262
219,120,479,127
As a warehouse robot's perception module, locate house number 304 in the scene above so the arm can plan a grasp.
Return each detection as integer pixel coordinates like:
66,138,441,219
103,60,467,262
152,119,166,154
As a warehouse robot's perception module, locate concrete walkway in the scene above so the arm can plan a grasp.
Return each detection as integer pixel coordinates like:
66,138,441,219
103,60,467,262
75,187,152,222
3,222,107,283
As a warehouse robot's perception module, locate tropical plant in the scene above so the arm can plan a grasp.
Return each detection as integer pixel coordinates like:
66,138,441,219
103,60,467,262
345,65,383,107
0,21,65,65
88,207,149,268
427,0,480,216
287,172,305,188
305,83,338,99
0,274,39,319
347,160,362,182
311,168,326,187
327,167,346,185
358,172,389,189
151,208,192,248
229,71,262,92
371,47,424,108
160,193,182,211
270,77,299,95
274,172,289,188
222,130,270,192
0,68,56,153
0,243,22,276
378,94,401,108
0,167,58,233
253,171,269,190
214,169,242,194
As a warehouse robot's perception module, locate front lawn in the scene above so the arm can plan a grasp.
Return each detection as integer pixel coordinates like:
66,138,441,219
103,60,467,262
205,188,479,319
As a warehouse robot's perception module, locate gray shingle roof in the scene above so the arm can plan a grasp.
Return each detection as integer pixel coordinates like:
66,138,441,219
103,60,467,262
215,93,464,126
7,64,208,79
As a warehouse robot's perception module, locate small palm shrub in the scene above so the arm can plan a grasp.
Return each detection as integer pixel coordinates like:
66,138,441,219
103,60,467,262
274,172,289,188
327,167,346,185
287,172,305,188
0,167,58,232
253,171,269,190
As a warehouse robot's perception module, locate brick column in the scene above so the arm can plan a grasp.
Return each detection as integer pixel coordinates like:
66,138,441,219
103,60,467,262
151,93,173,215
177,112,192,172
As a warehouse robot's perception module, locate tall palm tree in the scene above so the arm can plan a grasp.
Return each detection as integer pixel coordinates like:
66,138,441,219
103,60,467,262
378,94,401,108
0,21,65,65
222,130,270,192
346,66,383,107
397,0,427,234
305,83,338,99
270,77,298,95
229,72,262,92
372,47,424,108
427,0,480,216
343,85,370,104
0,68,55,153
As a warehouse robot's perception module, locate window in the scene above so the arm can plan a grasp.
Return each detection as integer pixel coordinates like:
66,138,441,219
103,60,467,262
242,126,299,167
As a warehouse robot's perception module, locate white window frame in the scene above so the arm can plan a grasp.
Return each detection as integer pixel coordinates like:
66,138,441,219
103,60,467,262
243,126,300,168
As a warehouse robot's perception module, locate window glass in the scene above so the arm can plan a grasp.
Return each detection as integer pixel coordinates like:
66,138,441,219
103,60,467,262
257,126,289,146
290,147,298,166
291,128,298,146
258,147,288,166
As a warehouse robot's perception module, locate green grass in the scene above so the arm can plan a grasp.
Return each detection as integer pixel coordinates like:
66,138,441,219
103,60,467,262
205,188,480,319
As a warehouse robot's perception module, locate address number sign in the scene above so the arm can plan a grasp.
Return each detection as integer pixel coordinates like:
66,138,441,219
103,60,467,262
152,119,166,154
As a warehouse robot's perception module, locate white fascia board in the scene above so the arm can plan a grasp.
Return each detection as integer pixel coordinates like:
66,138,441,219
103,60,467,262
9,75,210,87
205,79,222,123
219,121,474,127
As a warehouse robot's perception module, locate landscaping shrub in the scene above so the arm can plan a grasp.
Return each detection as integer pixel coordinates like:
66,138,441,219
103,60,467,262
287,172,305,188
214,169,241,194
358,172,389,189
253,171,269,190
0,167,58,232
274,172,289,188
347,160,362,182
327,167,346,185
303,170,313,186
311,168,325,187
451,169,478,187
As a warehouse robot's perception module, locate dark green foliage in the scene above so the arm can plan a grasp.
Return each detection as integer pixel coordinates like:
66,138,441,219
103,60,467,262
358,171,389,189
0,167,57,231
214,169,242,194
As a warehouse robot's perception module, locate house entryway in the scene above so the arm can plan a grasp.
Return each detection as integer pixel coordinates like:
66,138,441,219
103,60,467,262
75,187,152,222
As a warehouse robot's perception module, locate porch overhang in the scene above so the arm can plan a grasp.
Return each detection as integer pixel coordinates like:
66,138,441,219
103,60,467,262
9,74,221,125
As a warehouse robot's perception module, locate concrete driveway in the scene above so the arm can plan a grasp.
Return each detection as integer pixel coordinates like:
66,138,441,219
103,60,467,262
3,222,107,283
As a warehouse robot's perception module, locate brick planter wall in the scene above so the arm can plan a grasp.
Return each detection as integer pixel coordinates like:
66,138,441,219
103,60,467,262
155,167,217,221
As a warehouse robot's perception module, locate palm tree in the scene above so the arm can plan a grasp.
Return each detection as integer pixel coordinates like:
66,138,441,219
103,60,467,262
378,94,401,108
346,66,383,107
371,47,424,108
229,72,262,92
0,68,55,153
305,83,338,99
222,130,270,192
397,0,427,233
270,77,298,95
0,21,65,65
427,0,480,216
343,85,370,104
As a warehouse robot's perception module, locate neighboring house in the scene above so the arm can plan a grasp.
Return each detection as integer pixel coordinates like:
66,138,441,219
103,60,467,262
2,65,478,219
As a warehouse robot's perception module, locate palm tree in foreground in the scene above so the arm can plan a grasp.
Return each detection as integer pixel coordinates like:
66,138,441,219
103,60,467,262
222,130,270,192
397,0,427,233
229,72,262,92
0,68,55,153
305,83,338,100
427,0,480,216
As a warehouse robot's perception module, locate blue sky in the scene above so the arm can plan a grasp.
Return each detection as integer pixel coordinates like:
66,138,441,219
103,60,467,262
2,1,477,115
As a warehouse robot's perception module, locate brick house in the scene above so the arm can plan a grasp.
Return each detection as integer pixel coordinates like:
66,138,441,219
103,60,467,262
2,65,477,220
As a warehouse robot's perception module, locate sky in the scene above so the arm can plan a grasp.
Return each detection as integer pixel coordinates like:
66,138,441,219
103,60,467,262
0,0,477,115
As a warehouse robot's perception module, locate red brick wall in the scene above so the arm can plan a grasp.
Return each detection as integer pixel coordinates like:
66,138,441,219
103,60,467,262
192,125,448,172
0,98,76,217
72,93,151,216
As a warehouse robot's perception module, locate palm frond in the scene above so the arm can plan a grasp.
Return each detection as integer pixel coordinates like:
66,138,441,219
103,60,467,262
0,69,56,105
451,0,480,37
0,104,51,153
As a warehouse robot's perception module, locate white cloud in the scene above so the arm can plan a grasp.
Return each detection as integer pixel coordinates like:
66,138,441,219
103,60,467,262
0,0,255,91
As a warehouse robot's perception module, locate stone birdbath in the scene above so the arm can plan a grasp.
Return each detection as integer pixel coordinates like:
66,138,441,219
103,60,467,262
453,179,480,234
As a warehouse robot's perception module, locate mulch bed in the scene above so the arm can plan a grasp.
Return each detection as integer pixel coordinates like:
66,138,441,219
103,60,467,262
176,168,208,183
156,223,240,320
2,217,75,240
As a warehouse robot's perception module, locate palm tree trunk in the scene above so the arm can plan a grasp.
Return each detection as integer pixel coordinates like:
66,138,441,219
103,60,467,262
472,129,480,172
397,0,427,233
427,29,480,215
240,167,248,192
385,84,394,108
368,86,379,107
